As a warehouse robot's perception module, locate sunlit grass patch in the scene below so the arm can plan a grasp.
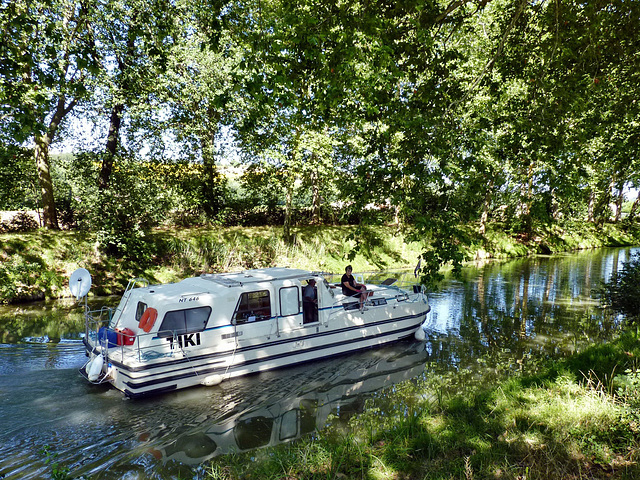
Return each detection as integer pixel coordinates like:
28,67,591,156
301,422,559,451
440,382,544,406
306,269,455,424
492,374,624,463
368,453,398,480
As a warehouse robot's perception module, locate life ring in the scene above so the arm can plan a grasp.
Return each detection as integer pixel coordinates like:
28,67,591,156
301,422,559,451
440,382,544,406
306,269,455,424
138,307,158,333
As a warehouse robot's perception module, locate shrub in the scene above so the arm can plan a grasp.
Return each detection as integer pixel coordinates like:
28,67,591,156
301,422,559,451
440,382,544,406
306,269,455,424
0,145,39,210
600,253,640,323
0,211,39,233
0,258,62,303
72,156,172,263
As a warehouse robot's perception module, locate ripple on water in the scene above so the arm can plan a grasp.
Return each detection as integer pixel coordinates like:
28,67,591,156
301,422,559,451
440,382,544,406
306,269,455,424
0,340,86,375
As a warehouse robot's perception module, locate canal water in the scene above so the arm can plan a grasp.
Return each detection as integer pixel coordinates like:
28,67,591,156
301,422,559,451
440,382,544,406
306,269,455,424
0,247,635,479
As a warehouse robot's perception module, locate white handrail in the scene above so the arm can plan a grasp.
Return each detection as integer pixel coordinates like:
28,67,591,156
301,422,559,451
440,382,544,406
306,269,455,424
109,278,148,328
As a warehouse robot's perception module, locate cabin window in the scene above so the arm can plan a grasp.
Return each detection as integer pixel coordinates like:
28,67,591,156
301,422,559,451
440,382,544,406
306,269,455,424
157,306,211,337
135,302,147,321
233,290,271,324
279,286,300,316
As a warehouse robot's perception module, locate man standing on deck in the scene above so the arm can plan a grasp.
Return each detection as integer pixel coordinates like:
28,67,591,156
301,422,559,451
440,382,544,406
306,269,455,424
303,279,317,323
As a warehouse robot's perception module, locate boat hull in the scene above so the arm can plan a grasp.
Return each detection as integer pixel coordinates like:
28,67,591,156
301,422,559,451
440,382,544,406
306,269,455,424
84,309,428,398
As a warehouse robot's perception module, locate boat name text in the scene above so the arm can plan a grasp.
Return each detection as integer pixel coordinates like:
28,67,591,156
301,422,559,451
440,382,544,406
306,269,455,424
166,332,201,349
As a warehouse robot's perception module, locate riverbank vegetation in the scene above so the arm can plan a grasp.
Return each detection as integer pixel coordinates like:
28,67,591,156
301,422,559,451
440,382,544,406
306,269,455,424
2,221,640,303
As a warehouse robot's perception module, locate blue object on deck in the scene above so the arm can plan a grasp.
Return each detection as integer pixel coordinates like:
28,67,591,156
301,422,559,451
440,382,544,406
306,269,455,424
98,327,118,348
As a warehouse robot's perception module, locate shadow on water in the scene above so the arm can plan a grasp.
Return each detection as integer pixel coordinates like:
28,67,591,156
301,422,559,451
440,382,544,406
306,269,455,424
0,247,636,479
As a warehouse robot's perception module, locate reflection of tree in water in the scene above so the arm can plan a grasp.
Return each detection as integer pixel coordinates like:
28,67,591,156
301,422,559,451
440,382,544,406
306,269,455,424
424,249,633,392
0,298,116,376
0,297,116,344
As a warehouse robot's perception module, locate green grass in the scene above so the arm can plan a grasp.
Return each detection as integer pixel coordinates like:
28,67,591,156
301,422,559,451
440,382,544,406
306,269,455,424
201,332,640,480
1,225,424,301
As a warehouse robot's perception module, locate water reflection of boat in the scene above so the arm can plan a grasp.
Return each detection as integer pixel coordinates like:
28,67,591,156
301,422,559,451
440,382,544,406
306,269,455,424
79,268,430,398
145,342,428,464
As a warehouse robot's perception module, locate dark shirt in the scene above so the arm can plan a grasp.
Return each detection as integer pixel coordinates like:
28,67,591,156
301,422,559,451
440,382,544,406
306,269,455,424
341,273,359,296
303,284,316,301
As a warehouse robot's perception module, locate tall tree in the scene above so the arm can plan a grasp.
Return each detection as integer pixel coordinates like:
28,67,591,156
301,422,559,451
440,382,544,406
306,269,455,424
159,0,236,218
0,0,99,229
93,0,176,190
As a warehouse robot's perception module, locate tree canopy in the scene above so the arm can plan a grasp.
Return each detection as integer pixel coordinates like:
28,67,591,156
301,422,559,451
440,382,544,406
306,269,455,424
1,0,639,282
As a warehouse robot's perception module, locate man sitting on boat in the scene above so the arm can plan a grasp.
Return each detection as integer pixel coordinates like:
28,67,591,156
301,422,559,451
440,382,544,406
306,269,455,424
341,265,371,312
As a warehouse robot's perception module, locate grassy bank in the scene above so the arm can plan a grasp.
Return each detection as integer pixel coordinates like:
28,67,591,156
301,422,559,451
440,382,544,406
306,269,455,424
202,331,640,480
1,221,639,303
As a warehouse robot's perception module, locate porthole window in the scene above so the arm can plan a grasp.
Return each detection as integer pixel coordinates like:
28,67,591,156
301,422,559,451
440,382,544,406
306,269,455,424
135,302,147,321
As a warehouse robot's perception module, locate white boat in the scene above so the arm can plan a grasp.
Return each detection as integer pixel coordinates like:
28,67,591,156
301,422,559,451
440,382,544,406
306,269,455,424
80,267,430,398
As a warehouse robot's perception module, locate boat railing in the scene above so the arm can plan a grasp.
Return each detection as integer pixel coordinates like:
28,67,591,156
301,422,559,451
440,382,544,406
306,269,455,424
84,305,152,361
87,321,184,364
84,306,117,369
109,278,149,328
127,330,181,363
84,306,114,341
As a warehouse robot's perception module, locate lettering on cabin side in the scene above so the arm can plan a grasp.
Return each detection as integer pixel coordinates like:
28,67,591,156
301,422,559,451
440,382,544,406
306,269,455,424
166,332,201,349
179,296,200,303
222,331,242,339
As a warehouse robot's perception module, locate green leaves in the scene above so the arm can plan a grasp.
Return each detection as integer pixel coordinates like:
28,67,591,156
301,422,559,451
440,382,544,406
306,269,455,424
600,253,640,323
1,0,639,272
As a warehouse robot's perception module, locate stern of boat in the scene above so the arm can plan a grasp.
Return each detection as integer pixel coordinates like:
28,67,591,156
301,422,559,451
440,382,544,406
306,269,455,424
81,305,117,385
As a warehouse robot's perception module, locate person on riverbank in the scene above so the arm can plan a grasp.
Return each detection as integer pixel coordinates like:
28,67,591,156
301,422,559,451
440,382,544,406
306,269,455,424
341,265,370,311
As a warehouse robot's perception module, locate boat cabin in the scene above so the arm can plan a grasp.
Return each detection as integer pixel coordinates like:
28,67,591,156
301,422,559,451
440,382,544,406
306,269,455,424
104,268,332,354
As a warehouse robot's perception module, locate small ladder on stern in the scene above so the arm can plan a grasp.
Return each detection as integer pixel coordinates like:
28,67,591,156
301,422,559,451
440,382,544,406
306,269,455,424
109,277,149,328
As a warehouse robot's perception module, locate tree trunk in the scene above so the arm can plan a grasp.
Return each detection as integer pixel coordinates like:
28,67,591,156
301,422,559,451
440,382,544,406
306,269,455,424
627,190,640,221
283,181,293,244
99,103,124,190
200,121,223,218
33,95,77,230
203,157,222,217
34,135,59,230
283,127,302,244
100,29,135,190
310,161,320,224
614,183,624,223
479,177,494,235
587,189,595,222
594,177,614,225
517,162,533,232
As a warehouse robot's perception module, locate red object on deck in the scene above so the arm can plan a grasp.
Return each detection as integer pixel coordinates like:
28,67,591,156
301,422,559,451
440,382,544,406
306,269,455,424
116,327,136,346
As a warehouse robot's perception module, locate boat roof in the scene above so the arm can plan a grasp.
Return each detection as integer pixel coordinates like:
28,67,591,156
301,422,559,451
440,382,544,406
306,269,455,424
199,267,320,287
137,268,323,296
